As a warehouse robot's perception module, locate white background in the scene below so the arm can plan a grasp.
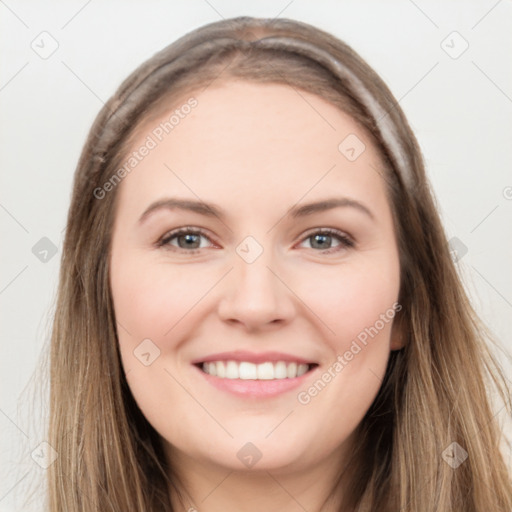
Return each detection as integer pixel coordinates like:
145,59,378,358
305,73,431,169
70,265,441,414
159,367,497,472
1,1,511,510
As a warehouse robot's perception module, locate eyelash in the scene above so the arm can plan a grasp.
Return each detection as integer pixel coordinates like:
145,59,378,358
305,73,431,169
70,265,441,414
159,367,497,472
157,226,355,255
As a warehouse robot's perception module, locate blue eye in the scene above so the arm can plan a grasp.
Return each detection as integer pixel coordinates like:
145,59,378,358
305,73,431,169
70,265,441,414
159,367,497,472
158,227,213,253
298,229,355,254
157,227,354,255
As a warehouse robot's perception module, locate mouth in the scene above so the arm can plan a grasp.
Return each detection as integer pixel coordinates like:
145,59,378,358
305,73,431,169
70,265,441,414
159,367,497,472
191,352,319,398
196,360,318,380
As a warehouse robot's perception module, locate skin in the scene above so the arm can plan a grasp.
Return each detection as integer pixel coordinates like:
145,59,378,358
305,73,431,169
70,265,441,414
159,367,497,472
109,81,403,512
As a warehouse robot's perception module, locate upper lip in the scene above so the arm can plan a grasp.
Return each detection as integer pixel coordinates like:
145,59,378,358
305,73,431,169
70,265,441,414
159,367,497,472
191,350,317,365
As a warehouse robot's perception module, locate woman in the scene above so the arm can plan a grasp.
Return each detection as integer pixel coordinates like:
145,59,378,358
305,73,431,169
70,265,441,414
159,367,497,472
47,16,512,511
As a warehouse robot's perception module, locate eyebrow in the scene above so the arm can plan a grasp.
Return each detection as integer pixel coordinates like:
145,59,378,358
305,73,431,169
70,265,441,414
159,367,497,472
138,196,375,223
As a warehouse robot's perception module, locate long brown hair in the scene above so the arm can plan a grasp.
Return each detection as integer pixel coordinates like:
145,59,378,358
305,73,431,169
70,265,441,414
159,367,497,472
47,16,512,511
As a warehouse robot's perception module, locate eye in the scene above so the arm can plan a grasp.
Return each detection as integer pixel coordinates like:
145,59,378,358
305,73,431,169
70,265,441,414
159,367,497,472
157,227,215,253
297,228,355,254
157,226,355,255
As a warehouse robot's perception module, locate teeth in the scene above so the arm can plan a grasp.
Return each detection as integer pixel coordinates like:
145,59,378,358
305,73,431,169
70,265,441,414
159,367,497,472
207,362,217,376
239,362,257,380
297,363,308,376
226,361,238,379
287,362,297,378
257,362,274,380
201,360,311,380
216,361,226,378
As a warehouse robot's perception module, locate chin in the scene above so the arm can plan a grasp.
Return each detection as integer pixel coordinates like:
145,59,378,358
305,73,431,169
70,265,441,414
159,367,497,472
183,431,332,474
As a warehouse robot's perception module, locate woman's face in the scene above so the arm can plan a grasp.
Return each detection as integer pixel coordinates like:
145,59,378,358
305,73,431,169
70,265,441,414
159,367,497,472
110,81,402,474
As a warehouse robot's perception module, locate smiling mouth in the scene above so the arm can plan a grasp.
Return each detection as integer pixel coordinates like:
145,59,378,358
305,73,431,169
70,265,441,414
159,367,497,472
196,360,318,380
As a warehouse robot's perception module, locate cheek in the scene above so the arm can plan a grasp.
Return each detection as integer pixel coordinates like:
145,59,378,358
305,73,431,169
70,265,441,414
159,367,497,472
111,256,212,346
298,255,400,344
110,256,211,433
292,258,400,443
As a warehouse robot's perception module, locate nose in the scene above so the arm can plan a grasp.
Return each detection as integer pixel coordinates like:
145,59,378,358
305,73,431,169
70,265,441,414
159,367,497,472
217,247,296,331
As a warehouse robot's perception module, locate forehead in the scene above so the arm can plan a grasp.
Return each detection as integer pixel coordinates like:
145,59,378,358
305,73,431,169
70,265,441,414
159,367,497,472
115,80,389,219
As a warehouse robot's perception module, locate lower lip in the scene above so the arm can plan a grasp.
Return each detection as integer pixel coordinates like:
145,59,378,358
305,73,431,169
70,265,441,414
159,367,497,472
194,365,317,398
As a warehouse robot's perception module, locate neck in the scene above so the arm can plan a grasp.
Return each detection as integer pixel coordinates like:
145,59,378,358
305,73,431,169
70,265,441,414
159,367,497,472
166,446,351,512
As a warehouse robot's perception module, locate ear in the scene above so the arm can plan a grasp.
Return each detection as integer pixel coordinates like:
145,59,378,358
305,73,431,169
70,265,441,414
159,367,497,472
389,308,406,351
